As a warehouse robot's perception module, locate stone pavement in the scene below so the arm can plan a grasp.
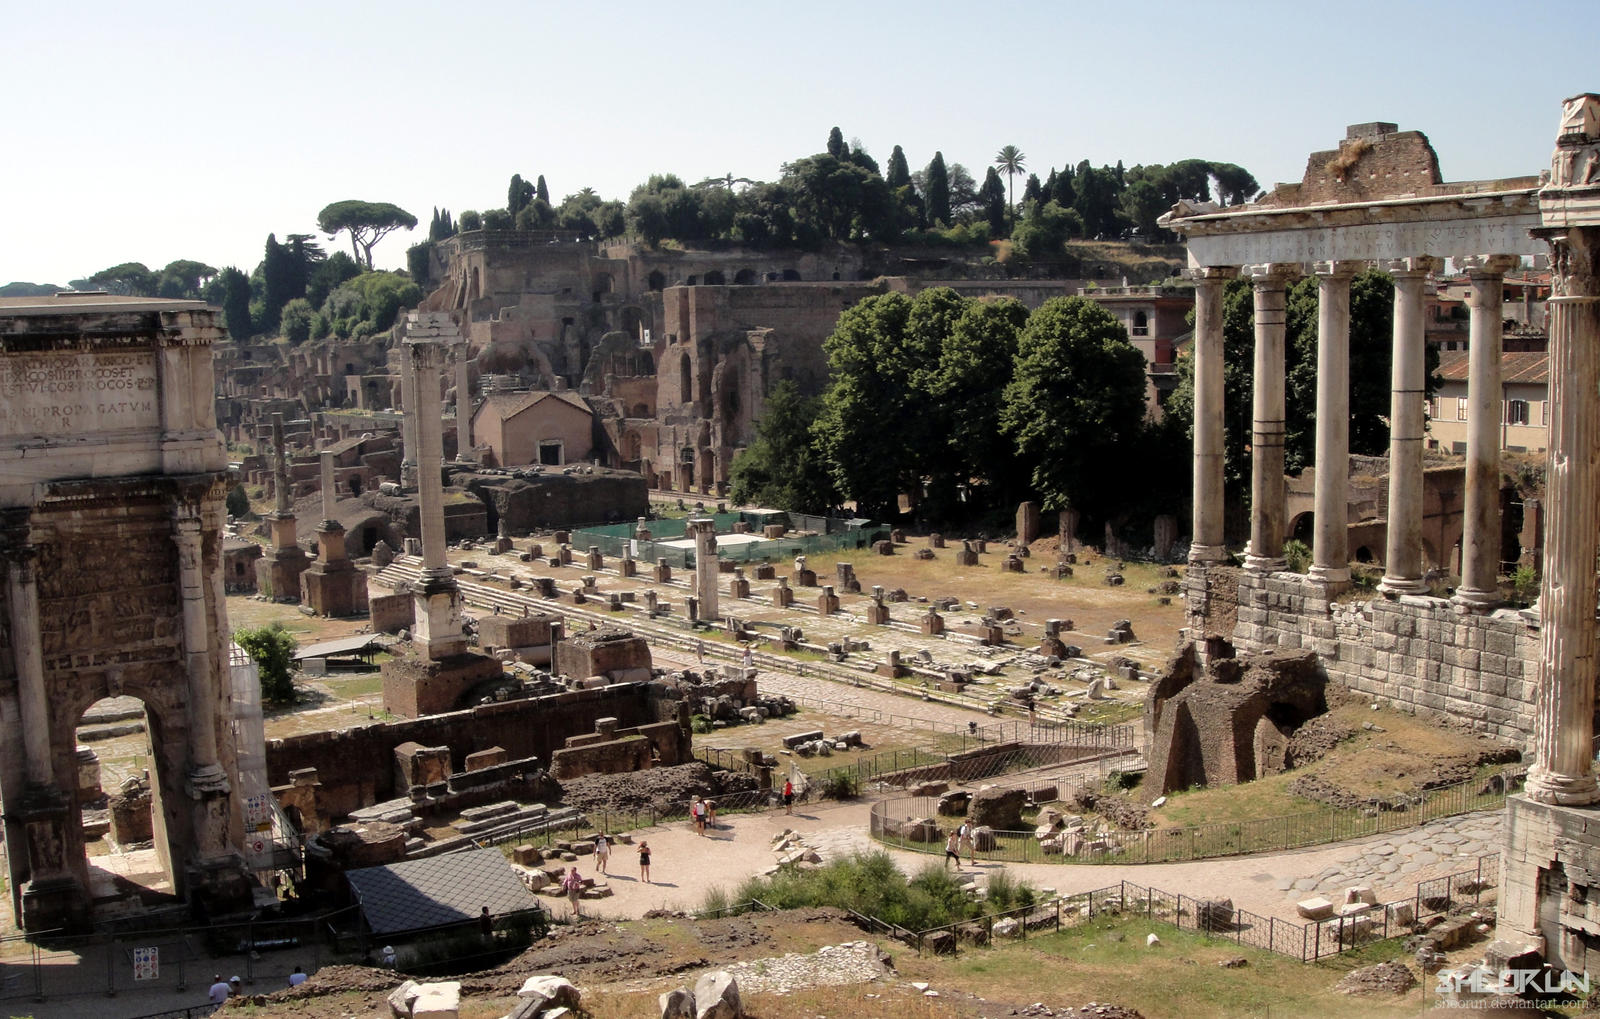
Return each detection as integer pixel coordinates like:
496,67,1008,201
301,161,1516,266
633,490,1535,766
1279,812,1502,902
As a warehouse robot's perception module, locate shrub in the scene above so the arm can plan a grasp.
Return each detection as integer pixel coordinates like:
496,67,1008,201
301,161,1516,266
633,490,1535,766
819,771,859,800
224,484,250,519
1283,539,1311,574
690,714,713,734
234,622,297,703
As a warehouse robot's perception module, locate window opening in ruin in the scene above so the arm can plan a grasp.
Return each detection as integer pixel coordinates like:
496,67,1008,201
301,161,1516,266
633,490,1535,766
704,270,725,286
1355,546,1374,563
539,440,563,466
680,355,692,404
734,269,757,285
686,276,698,286
1289,513,1314,545
783,269,802,281
648,270,666,291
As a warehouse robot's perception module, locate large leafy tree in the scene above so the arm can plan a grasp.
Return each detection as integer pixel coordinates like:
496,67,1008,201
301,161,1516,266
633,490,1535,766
507,174,534,216
88,262,156,296
316,200,418,270
728,381,837,513
994,145,1027,224
929,297,1029,511
1001,297,1148,518
812,293,929,520
234,622,297,703
885,145,912,190
826,126,847,159
206,266,253,340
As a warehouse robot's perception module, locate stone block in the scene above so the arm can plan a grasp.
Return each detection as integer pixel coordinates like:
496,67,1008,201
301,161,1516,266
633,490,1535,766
1297,897,1335,920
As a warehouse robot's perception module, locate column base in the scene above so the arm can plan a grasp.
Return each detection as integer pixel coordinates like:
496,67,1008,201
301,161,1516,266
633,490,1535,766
1242,554,1286,574
1307,565,1350,585
1525,767,1600,807
1451,587,1501,613
1187,544,1230,565
21,874,90,932
1376,575,1427,597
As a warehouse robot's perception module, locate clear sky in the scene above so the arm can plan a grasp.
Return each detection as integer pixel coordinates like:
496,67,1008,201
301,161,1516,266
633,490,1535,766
6,0,1597,286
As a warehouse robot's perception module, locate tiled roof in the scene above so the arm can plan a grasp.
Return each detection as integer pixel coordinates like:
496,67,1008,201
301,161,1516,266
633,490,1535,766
346,847,538,934
1434,350,1548,385
477,391,590,421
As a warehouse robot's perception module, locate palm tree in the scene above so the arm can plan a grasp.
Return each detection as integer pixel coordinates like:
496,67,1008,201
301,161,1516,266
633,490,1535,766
994,146,1027,226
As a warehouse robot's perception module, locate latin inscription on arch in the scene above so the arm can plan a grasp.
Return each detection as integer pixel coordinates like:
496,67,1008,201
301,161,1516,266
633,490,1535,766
0,350,159,438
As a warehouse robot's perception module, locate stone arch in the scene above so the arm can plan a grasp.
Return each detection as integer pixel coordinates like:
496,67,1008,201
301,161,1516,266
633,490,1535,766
734,269,757,285
703,270,726,286
1288,512,1314,545
647,270,666,291
782,269,802,281
1354,545,1374,563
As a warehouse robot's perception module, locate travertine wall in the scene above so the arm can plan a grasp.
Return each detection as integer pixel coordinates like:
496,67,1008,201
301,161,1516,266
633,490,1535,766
1188,566,1537,743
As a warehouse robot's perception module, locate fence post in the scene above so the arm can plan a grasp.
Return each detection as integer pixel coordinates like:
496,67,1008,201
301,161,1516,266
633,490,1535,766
32,941,43,1002
1055,898,1061,932
106,937,116,997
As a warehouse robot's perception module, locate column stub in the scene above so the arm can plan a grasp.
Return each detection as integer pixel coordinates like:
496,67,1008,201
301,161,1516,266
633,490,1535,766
1187,265,1238,566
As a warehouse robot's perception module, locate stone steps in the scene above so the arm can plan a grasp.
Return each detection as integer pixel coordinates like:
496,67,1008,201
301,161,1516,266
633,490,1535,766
456,803,552,836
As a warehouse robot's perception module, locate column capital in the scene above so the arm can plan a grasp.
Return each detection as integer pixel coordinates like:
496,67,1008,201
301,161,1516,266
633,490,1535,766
1243,262,1299,286
1185,266,1238,284
1376,256,1443,277
1458,254,1522,277
1311,260,1365,278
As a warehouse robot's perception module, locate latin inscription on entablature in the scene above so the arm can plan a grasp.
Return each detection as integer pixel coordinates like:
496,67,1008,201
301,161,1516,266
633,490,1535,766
0,349,158,439
1186,216,1543,267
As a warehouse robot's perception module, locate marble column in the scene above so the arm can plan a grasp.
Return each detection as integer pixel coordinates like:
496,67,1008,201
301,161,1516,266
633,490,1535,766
1454,254,1522,610
1525,228,1600,806
173,516,227,792
1309,261,1361,585
1188,266,1237,564
320,448,338,527
1378,258,1441,595
454,342,472,456
690,518,719,622
6,553,55,787
1243,264,1295,573
399,344,420,490
412,341,450,580
270,413,292,518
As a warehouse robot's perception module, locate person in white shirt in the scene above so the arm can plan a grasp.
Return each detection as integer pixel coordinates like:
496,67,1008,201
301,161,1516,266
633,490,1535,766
208,975,230,1004
288,965,308,986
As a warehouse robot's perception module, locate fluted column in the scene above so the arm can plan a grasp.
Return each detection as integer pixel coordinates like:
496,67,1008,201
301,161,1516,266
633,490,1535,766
1188,266,1237,564
173,515,227,791
6,553,55,786
1525,228,1600,806
1243,264,1296,572
1454,254,1522,610
1309,262,1362,585
690,518,719,622
1378,258,1441,595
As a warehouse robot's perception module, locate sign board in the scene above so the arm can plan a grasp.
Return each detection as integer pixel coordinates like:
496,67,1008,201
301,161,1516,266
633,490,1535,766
132,947,158,981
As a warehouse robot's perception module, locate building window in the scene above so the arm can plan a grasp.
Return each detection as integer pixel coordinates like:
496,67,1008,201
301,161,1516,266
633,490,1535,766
1456,398,1469,421
1132,311,1149,337
1505,399,1530,426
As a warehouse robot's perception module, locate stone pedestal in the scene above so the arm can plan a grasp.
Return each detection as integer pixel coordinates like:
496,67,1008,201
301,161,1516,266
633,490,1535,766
256,515,310,602
653,559,672,583
921,610,945,636
381,648,505,718
301,524,368,617
865,600,889,625
772,579,793,608
16,786,89,931
729,570,750,598
620,557,637,578
586,547,604,570
817,586,839,615
1498,795,1600,974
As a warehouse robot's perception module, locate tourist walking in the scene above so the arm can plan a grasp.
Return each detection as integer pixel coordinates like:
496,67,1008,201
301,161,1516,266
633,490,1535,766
208,974,231,1004
594,833,611,875
691,796,706,835
637,840,653,883
562,866,585,918
479,905,493,940
705,799,717,827
944,829,962,870
959,821,975,866
783,778,794,815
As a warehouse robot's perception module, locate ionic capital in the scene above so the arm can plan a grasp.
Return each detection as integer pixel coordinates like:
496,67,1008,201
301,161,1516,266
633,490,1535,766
1376,256,1443,277
1457,254,1523,278
1243,263,1300,287
1312,260,1365,278
1185,266,1239,285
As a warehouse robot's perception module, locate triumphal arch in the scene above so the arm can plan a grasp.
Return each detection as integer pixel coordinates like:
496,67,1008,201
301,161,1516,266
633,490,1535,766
0,295,250,930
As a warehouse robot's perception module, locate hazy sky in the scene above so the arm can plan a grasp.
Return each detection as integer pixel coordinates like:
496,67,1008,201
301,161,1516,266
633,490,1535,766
7,0,1596,286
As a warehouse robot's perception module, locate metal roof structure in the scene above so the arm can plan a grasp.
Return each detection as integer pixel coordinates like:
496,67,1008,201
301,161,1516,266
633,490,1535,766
345,847,538,935
293,633,382,661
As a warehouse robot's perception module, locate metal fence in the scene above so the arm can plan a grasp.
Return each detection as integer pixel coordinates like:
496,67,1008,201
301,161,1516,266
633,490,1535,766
902,857,1499,963
871,766,1521,865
